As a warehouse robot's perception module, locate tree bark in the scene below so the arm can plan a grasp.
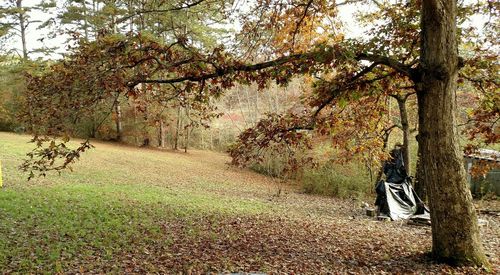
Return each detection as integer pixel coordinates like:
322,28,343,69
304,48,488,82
414,147,426,201
417,0,488,266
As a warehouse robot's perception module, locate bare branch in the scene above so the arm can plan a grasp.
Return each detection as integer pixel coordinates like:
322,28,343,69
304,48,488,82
291,0,314,49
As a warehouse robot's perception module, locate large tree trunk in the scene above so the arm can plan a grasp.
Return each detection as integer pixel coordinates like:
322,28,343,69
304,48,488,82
418,0,488,266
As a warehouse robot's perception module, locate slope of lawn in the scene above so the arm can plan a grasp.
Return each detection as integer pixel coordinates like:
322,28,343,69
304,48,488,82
0,132,498,274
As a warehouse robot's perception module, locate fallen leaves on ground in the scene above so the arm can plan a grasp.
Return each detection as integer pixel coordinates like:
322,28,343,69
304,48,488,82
50,207,499,274
0,133,498,274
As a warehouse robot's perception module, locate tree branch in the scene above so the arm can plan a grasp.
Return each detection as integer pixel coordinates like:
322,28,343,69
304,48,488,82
291,0,314,49
356,53,415,77
116,0,209,25
130,52,313,86
313,69,394,117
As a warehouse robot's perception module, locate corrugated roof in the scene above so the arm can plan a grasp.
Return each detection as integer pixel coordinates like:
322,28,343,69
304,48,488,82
464,149,500,162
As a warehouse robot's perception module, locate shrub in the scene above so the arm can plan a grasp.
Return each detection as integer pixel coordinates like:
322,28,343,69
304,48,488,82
249,156,290,179
300,162,373,199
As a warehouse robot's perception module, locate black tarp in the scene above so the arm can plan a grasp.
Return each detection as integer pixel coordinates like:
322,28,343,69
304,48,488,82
375,147,429,220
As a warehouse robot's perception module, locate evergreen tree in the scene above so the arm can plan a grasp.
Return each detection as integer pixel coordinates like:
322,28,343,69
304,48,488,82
0,0,57,59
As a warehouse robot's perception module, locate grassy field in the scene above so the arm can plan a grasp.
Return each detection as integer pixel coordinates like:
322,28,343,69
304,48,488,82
0,132,498,274
0,132,283,272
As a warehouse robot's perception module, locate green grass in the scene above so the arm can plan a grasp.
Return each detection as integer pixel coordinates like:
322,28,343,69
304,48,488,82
0,132,275,272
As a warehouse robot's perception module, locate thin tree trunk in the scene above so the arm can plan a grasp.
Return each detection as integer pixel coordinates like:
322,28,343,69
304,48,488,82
267,87,274,112
200,128,204,149
376,125,395,184
244,88,254,123
110,12,117,34
184,128,189,153
417,0,487,266
114,100,123,142
235,88,249,127
16,0,28,60
255,89,260,115
184,107,190,153
218,129,222,151
82,1,89,40
209,129,213,150
92,0,97,37
159,117,165,148
274,86,281,112
128,0,134,33
174,104,181,150
89,114,97,138
142,105,149,145
395,95,411,175
133,102,139,145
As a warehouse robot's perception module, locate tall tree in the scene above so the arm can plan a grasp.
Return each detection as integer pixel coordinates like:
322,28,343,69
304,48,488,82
0,0,56,59
415,0,486,264
58,0,95,41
